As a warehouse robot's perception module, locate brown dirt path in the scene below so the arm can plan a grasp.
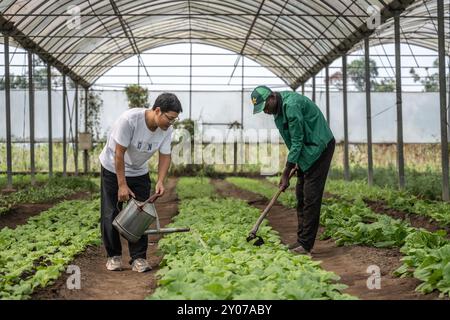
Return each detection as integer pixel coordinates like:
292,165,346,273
212,178,442,300
31,178,179,300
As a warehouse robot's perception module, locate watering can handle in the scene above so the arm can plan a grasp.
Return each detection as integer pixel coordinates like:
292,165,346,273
148,193,161,203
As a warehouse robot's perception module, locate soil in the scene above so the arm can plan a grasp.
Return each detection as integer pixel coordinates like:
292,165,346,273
364,199,450,236
31,178,179,300
212,178,444,300
0,191,93,230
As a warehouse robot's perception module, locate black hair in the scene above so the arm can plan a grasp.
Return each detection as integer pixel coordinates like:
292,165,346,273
152,93,183,113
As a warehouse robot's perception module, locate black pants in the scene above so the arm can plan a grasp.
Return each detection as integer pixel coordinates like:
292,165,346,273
295,139,335,251
100,166,151,262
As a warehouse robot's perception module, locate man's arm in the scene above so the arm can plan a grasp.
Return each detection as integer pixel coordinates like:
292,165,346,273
155,153,171,196
115,143,135,202
280,104,304,191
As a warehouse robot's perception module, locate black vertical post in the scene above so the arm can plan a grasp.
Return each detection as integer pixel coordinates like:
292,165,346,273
47,64,53,177
63,74,67,176
75,84,79,176
342,55,350,181
4,35,12,189
325,66,330,126
394,12,405,189
28,52,35,184
365,37,374,186
437,0,449,201
189,42,192,120
301,83,305,95
312,75,316,102
83,87,89,174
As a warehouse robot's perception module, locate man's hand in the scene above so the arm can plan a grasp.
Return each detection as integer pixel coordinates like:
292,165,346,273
279,161,297,192
118,184,135,202
154,180,165,197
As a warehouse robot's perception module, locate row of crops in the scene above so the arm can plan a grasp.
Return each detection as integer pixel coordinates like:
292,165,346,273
148,177,355,300
1,173,449,300
0,176,98,215
0,199,101,299
226,177,450,298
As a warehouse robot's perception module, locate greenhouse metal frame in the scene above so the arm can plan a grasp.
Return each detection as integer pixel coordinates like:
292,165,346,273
0,0,449,200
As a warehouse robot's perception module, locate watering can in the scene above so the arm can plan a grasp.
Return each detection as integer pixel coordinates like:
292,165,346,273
113,193,190,243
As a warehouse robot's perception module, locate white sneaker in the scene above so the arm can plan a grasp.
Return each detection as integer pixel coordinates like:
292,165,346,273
131,258,152,273
106,256,122,271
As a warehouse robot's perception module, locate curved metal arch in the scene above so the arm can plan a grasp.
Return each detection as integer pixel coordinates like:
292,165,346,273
81,35,300,86
1,0,432,88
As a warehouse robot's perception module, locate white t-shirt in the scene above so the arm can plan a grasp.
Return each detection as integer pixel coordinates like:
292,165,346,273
99,108,173,177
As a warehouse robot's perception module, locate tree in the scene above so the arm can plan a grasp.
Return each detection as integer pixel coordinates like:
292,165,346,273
373,78,395,92
329,71,343,90
347,58,379,91
410,58,440,92
124,84,149,108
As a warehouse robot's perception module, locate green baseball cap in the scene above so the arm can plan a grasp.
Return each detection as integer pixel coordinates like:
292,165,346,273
251,85,272,114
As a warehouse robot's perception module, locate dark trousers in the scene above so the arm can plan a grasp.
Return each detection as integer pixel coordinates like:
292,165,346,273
295,139,335,251
100,166,151,262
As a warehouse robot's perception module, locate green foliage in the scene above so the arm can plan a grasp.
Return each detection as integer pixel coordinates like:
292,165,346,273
240,176,450,297
176,177,216,200
0,199,101,299
394,230,450,297
320,199,413,248
347,58,379,91
149,179,354,300
324,179,450,226
81,91,103,140
329,165,443,201
0,176,97,215
124,84,149,108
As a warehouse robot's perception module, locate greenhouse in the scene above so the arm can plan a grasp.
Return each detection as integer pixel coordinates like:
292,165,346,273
0,0,450,303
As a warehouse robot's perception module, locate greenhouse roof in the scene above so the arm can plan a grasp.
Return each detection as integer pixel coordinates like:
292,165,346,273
0,0,447,89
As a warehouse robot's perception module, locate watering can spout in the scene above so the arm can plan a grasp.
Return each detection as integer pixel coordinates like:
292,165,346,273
144,227,190,235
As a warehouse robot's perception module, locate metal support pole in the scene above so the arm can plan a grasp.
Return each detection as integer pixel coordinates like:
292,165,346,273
342,55,350,181
394,12,405,189
47,63,53,177
437,0,449,201
312,75,316,102
301,83,305,95
4,35,12,189
241,55,244,128
189,42,192,120
83,88,89,174
75,84,79,176
240,55,245,172
325,66,330,126
28,51,35,184
365,37,374,187
63,74,67,176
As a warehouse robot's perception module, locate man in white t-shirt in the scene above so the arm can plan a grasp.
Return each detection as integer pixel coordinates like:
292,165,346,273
99,93,182,273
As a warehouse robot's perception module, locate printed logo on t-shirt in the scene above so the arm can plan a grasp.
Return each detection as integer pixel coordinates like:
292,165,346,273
147,143,152,151
137,141,142,150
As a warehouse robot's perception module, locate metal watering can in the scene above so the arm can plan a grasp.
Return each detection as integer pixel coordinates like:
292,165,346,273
113,193,190,243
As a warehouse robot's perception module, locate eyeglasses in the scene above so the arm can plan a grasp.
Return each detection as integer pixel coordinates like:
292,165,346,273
163,113,179,124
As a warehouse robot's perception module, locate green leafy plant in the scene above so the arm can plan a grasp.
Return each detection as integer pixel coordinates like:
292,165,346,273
124,84,149,108
0,199,101,299
0,176,97,215
148,177,354,300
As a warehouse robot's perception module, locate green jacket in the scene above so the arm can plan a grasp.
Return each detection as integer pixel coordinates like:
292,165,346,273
274,91,334,172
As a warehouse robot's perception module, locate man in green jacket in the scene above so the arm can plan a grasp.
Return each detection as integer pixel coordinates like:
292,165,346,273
251,85,335,255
